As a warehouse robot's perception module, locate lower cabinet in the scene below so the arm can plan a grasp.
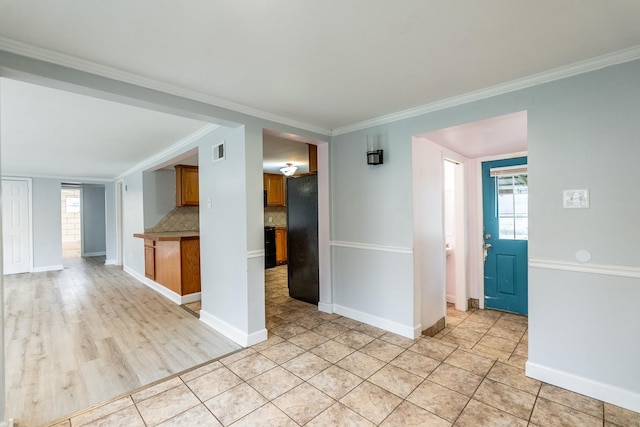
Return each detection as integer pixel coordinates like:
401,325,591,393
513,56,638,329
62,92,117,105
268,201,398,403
275,227,287,265
156,240,201,295
144,240,156,280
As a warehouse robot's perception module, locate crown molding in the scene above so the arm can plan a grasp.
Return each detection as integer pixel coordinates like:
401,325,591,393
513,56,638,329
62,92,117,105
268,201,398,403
332,45,640,136
115,123,219,180
0,37,332,137
1,172,113,183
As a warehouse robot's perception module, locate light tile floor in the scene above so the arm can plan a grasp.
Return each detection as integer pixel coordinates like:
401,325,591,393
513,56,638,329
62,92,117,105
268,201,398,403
46,266,640,426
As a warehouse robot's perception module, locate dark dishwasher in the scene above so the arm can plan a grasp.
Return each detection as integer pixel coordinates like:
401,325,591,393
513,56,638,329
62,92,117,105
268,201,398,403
264,226,276,268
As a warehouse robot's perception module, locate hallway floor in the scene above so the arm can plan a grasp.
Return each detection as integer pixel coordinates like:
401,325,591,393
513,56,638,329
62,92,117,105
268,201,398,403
44,265,640,426
4,255,240,427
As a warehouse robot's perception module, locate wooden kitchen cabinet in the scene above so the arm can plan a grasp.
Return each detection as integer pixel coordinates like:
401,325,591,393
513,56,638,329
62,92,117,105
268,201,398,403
144,239,155,280
175,165,199,206
275,227,287,265
263,173,285,206
135,233,201,296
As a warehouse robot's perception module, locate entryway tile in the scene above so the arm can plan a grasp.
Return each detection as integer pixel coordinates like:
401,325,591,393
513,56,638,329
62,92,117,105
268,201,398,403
204,383,267,426
339,381,402,425
307,402,375,427
455,399,527,427
380,401,451,426
406,380,469,422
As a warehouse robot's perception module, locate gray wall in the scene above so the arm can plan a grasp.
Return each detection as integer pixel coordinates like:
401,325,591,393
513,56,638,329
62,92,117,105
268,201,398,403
104,181,117,264
24,178,116,269
32,178,63,269
331,59,640,410
81,185,106,255
122,172,145,273
143,169,176,229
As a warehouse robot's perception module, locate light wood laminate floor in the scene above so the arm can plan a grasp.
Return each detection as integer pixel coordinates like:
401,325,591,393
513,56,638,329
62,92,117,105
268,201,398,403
4,255,240,426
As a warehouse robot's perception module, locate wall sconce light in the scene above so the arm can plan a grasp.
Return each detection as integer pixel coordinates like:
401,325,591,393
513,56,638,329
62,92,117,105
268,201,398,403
366,134,384,165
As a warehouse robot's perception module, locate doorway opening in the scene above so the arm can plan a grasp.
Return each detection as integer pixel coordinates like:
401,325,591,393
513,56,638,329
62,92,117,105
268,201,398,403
414,110,528,333
262,129,321,330
444,159,467,312
61,186,81,259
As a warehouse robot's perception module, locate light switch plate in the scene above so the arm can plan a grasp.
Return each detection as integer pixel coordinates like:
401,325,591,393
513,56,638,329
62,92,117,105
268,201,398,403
563,189,589,208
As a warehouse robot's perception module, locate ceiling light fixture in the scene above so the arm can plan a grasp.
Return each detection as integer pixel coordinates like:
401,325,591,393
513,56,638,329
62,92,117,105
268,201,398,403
280,163,297,176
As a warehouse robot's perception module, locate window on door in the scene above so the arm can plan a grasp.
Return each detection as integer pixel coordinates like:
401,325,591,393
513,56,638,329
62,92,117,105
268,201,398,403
496,174,528,240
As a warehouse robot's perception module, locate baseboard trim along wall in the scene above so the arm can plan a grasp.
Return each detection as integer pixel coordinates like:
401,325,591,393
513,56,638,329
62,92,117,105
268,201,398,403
422,316,446,337
200,310,268,347
330,240,413,255
332,304,421,339
526,361,640,413
83,251,106,257
529,258,640,279
317,301,333,314
32,264,63,273
124,266,182,305
104,259,119,266
181,292,201,304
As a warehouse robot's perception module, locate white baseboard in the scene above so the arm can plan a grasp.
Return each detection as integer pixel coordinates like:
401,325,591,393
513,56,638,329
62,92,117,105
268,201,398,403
181,292,201,304
332,304,421,339
446,294,456,304
104,259,119,266
526,361,640,413
200,310,267,347
33,264,63,273
123,266,182,305
83,251,106,257
317,301,333,314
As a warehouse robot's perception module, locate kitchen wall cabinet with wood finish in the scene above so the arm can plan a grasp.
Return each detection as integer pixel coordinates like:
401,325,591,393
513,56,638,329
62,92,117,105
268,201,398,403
175,165,199,206
134,232,200,296
275,227,287,265
263,173,285,206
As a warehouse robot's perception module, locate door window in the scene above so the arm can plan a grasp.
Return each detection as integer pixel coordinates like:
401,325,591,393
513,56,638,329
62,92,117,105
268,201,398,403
496,174,528,240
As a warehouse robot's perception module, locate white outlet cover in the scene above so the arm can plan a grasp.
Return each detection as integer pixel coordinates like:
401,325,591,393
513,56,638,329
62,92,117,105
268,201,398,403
563,189,589,208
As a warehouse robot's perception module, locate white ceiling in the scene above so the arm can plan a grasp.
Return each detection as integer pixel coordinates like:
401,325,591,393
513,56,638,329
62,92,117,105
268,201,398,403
0,78,209,179
1,1,640,178
421,111,528,159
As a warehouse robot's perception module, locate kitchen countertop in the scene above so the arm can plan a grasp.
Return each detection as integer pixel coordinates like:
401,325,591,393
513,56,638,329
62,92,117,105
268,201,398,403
133,231,199,241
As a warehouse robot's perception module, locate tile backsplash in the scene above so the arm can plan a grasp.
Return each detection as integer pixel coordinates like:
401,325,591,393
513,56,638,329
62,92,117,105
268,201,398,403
147,206,199,232
264,206,287,226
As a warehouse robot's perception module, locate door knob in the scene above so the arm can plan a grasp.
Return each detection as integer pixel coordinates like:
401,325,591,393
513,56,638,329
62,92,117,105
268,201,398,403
484,243,492,250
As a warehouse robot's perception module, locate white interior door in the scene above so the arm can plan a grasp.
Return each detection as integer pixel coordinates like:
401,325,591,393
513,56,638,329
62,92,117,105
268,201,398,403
2,179,31,275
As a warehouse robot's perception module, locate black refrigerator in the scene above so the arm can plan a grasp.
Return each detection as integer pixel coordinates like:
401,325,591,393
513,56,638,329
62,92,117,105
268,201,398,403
286,174,319,305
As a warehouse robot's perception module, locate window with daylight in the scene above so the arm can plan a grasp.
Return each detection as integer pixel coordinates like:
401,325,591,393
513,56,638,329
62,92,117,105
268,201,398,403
496,173,528,240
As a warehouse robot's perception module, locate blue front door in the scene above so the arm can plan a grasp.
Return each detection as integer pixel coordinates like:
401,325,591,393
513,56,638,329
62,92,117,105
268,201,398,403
482,157,528,315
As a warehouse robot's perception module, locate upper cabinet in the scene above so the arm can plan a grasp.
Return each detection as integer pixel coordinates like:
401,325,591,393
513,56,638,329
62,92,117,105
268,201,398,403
175,165,199,206
264,173,285,206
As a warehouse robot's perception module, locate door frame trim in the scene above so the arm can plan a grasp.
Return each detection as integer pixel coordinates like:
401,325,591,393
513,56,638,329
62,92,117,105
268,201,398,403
474,152,527,309
2,177,34,273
